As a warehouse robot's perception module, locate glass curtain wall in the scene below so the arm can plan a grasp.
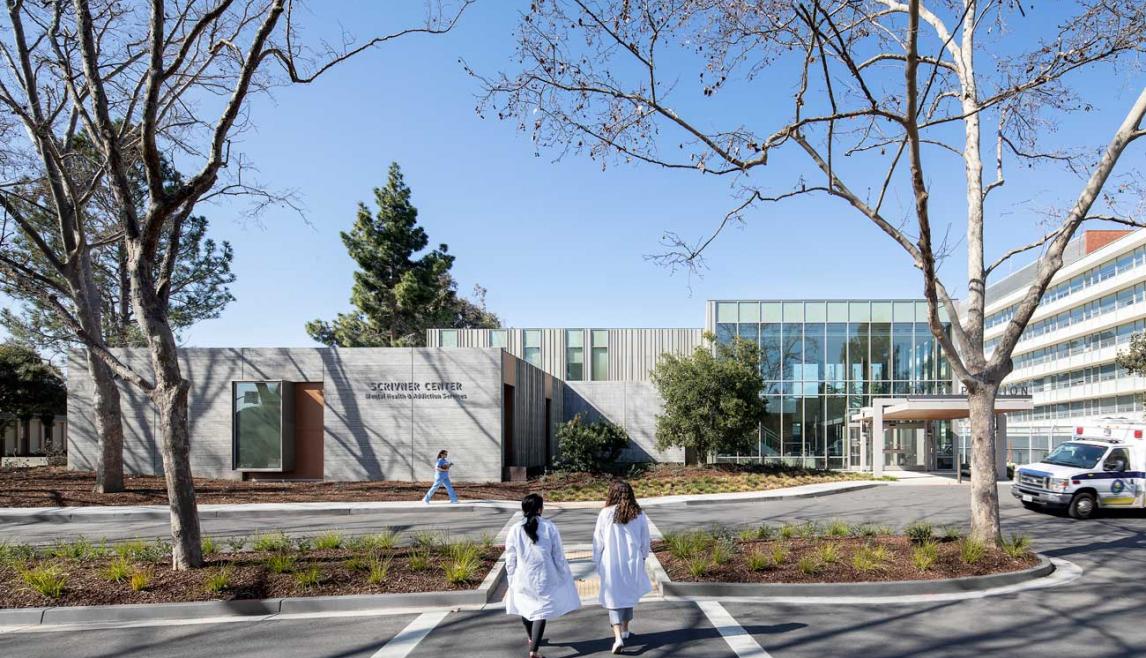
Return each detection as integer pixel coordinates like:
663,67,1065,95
714,300,952,469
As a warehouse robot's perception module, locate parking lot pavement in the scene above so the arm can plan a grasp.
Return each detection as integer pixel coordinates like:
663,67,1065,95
410,602,741,657
0,613,418,658
0,507,517,545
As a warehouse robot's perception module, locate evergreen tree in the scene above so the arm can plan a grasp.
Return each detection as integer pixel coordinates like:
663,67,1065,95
0,343,66,455
307,163,500,347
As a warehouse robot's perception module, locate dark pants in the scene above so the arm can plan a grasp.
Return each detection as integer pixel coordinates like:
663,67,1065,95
521,617,547,652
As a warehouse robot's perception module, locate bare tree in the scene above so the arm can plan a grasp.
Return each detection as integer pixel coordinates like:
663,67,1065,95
0,0,471,569
479,0,1146,543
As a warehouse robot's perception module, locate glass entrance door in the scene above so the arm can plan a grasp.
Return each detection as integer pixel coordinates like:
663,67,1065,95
884,422,929,470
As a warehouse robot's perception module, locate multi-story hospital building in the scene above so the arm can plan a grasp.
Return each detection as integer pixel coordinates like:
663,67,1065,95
65,229,1146,481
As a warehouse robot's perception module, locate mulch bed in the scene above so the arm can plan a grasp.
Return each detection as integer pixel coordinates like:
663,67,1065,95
0,465,873,507
654,536,1039,584
0,544,500,609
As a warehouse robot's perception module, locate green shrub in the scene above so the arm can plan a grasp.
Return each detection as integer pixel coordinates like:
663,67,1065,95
408,550,431,572
201,537,218,556
444,556,481,584
797,556,823,576
252,532,292,553
904,522,934,545
754,524,775,540
479,532,496,550
746,549,771,572
104,556,132,583
825,520,851,538
345,556,369,572
1002,534,1032,559
554,413,630,473
941,526,963,542
114,540,148,560
960,539,987,565
225,536,247,552
779,524,797,540
815,543,840,564
130,569,152,592
855,524,879,538
204,568,232,594
684,555,711,578
294,567,322,589
265,554,297,574
0,542,34,568
22,566,66,598
313,533,344,551
737,528,759,542
913,541,939,571
294,536,313,553
797,522,820,539
367,558,392,585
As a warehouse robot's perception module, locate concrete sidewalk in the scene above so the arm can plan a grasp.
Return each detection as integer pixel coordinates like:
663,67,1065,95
0,481,887,524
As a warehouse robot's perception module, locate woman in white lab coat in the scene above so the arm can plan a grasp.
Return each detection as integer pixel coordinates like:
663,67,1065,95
593,480,652,654
505,493,580,657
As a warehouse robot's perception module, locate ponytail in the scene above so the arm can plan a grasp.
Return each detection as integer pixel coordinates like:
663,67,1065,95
521,493,543,543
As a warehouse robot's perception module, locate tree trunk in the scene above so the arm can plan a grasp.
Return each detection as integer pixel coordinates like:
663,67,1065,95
966,383,1002,545
73,255,126,493
127,246,202,570
89,355,126,492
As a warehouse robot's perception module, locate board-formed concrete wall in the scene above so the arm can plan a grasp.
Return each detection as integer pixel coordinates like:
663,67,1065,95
68,347,508,483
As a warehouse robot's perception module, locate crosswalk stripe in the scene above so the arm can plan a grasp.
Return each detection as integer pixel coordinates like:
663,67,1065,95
370,610,449,658
697,600,774,658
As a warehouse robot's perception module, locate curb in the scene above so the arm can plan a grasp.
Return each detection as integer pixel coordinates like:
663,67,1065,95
658,555,1054,599
680,482,886,506
0,561,506,627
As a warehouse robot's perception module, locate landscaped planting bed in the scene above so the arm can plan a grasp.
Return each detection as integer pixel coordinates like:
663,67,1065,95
0,531,499,608
654,522,1038,584
0,465,881,507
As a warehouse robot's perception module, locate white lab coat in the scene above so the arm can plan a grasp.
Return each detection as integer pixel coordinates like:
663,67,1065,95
592,506,652,609
504,516,581,621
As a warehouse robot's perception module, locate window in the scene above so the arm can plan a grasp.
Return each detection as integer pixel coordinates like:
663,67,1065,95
440,330,458,347
233,381,291,471
1104,448,1130,472
591,330,609,381
524,330,542,368
565,330,584,381
490,330,507,349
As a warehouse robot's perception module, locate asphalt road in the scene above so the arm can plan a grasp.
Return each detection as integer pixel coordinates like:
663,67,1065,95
4,484,1146,657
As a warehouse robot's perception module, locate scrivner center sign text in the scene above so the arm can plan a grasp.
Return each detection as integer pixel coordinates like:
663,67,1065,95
365,381,468,401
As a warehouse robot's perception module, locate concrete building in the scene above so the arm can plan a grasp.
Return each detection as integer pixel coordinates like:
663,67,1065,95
63,229,1146,481
1,416,66,457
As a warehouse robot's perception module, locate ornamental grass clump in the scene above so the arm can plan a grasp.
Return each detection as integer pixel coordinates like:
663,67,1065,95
51,537,93,561
664,531,712,560
367,557,392,585
204,568,232,594
444,555,481,584
314,532,344,551
684,555,712,578
797,556,823,576
265,553,297,574
252,532,292,553
746,548,771,572
22,566,66,598
294,567,322,589
103,556,132,583
201,537,218,556
826,520,851,538
851,546,886,574
363,530,400,552
814,543,840,565
408,549,432,572
770,544,790,566
904,522,934,545
778,524,797,540
912,541,939,571
129,569,152,592
960,538,987,565
1002,534,1032,559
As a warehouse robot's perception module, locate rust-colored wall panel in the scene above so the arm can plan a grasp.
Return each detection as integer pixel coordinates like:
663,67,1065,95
289,383,324,480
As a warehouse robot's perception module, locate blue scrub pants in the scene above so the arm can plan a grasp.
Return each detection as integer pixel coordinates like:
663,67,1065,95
423,476,458,503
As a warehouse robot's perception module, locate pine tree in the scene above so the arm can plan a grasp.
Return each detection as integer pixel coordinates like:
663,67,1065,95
307,163,499,347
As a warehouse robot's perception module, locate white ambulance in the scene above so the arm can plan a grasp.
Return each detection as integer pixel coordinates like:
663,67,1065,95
1012,418,1146,519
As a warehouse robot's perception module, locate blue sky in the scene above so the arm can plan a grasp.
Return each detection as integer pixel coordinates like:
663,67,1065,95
7,2,1142,349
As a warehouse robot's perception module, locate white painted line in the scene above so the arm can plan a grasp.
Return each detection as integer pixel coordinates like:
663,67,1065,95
697,600,773,658
371,610,449,658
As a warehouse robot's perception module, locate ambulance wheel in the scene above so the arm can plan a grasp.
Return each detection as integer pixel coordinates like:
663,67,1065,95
1068,492,1096,520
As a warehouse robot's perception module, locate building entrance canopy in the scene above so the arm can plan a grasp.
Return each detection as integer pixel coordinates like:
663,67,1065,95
850,395,1033,476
